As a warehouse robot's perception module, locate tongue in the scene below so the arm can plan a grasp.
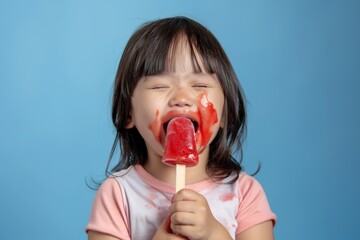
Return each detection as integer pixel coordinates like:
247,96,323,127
162,117,199,167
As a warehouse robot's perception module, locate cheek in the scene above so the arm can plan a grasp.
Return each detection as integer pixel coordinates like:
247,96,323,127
214,100,224,123
144,99,168,143
132,94,162,121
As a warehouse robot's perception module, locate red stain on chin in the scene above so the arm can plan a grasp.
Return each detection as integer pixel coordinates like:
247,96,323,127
220,193,236,202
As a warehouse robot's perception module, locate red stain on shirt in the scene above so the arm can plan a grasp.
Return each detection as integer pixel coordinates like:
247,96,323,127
220,193,236,202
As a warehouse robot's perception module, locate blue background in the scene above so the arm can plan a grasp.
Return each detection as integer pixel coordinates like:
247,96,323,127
1,0,359,239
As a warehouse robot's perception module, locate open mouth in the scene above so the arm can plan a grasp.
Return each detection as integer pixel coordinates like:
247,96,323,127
163,117,199,134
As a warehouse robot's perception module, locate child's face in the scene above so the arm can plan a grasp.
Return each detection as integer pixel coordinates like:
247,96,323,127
127,41,225,161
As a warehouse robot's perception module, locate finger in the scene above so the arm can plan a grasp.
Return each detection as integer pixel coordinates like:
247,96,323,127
169,200,198,214
172,188,205,203
171,223,195,239
162,214,172,233
172,234,189,240
154,215,189,240
170,212,197,225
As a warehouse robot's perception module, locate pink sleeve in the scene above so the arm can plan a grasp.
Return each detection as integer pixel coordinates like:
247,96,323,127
235,174,277,234
85,177,131,240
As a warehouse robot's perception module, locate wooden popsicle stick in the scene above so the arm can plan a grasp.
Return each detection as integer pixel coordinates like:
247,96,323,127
175,164,186,192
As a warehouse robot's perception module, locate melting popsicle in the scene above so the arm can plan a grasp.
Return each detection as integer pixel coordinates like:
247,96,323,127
162,117,199,192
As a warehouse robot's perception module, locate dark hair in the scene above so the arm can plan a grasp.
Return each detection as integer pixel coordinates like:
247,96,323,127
108,16,246,182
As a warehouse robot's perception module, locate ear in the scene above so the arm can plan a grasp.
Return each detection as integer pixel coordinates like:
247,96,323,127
125,118,135,129
219,113,225,128
124,112,135,129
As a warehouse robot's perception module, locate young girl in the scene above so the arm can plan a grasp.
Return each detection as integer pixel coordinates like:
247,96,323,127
86,16,276,240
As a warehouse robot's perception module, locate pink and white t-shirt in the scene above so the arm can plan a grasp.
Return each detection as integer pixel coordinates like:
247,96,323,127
86,165,276,239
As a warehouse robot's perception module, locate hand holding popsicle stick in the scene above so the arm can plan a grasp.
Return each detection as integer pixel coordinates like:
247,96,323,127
159,119,234,239
162,117,199,192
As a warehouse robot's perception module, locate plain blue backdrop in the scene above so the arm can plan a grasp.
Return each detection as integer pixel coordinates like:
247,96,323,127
1,0,359,239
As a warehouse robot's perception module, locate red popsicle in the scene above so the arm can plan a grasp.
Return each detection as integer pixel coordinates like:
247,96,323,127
162,117,199,191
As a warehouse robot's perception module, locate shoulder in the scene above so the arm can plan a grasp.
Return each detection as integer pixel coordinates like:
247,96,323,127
237,172,263,197
97,166,133,195
99,176,121,193
237,172,259,185
235,172,272,207
91,166,137,212
91,176,124,213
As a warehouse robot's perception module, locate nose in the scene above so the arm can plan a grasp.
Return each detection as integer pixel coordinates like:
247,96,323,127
168,88,194,108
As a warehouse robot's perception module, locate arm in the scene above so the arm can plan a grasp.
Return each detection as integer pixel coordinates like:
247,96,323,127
236,221,274,240
88,231,121,240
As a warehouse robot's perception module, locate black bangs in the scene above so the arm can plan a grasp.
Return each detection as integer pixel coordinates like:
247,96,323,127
132,16,224,77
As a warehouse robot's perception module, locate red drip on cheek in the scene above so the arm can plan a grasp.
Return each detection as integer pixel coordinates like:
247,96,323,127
148,110,162,143
196,94,218,148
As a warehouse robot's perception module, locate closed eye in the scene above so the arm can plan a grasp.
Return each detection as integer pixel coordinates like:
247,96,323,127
192,84,209,89
149,85,170,90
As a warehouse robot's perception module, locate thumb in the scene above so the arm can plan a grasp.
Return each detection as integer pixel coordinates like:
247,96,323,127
156,215,188,240
155,214,172,235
